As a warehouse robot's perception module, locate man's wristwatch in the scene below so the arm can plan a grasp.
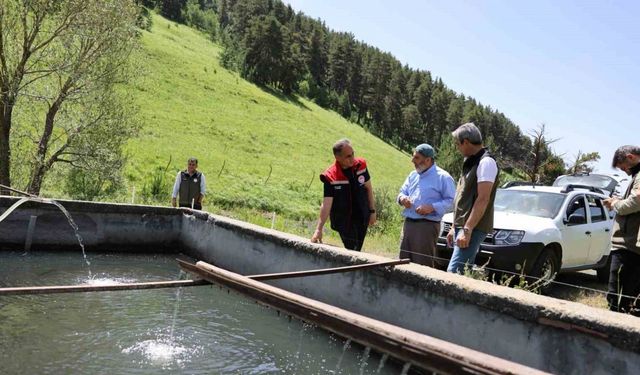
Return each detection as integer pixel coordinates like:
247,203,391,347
462,227,471,234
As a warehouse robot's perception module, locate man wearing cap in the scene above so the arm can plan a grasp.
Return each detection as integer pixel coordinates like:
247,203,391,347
397,144,456,267
311,139,376,251
172,157,206,210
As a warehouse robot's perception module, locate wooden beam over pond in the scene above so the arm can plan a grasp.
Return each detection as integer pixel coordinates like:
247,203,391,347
180,259,550,375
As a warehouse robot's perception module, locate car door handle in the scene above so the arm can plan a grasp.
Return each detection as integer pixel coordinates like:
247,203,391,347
585,231,591,235
605,228,610,232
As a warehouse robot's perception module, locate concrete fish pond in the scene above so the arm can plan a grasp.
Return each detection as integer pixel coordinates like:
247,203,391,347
1,196,639,374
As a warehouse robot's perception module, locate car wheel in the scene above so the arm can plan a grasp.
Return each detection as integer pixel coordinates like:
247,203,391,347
530,248,559,293
596,257,611,284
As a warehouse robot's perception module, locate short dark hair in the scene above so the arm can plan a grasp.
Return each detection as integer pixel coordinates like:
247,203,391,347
612,145,640,167
332,139,351,156
187,157,198,164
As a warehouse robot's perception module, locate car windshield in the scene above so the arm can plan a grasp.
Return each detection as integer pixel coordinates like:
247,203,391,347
494,190,565,218
552,174,617,194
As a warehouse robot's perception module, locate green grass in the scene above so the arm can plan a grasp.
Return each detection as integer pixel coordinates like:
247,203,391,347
123,14,411,255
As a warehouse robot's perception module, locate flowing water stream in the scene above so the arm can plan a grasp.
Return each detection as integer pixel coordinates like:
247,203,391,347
0,197,92,276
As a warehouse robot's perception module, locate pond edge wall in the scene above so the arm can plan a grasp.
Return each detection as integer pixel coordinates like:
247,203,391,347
1,197,639,374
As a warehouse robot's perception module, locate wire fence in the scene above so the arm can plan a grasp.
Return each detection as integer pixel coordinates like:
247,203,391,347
390,247,640,303
4,176,634,308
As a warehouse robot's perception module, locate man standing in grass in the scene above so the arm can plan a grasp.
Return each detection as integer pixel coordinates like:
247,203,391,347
446,123,499,274
397,144,455,267
603,145,640,315
311,139,376,251
172,157,206,210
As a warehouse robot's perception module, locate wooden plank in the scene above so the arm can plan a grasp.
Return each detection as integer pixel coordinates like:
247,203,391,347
179,259,549,375
247,258,410,281
0,279,210,296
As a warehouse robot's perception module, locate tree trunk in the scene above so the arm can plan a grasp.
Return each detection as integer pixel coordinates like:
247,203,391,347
0,100,13,194
27,100,62,195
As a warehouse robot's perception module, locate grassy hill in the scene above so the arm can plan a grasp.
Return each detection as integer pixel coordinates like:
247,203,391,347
122,14,414,252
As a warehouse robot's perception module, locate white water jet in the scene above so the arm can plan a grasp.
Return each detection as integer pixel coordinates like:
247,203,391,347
335,338,352,371
0,197,91,275
359,346,371,375
400,362,412,375
376,353,389,374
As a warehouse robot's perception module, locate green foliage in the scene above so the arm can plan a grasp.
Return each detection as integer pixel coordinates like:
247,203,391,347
141,162,172,201
137,6,154,31
370,185,402,235
463,264,544,294
182,0,219,40
219,28,245,71
436,133,464,180
241,15,302,94
1,0,140,194
160,0,186,22
64,159,125,201
567,150,601,174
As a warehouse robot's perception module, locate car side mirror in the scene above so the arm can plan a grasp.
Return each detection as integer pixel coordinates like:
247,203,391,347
566,214,586,225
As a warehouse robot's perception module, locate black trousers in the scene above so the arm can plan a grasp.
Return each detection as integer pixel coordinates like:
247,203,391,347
607,249,640,314
338,219,369,251
179,202,202,210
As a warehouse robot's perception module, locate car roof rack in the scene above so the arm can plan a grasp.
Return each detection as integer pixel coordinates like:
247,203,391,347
560,184,605,194
502,181,538,189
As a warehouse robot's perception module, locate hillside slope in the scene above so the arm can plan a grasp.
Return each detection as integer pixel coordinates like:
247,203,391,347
127,14,412,221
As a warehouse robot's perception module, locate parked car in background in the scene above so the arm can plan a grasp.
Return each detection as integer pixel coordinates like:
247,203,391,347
552,172,628,197
436,184,614,289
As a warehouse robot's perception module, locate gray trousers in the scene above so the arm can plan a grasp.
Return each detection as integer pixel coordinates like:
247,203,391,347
399,219,440,268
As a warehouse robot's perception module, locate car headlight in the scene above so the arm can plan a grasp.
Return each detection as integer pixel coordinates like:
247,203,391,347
493,230,525,246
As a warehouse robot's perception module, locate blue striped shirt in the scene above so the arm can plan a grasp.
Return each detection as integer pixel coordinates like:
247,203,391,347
397,164,456,221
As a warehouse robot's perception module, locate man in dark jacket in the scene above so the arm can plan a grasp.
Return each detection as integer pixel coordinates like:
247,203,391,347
311,139,376,251
172,157,206,210
603,145,640,314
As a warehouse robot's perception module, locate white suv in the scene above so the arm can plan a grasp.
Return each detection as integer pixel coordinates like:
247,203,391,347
436,184,614,284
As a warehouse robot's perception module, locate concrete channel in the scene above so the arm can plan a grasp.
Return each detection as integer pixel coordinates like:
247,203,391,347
1,196,639,374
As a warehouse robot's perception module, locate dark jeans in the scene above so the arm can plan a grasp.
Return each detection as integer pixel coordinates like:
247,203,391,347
607,249,640,314
179,202,202,210
338,219,369,251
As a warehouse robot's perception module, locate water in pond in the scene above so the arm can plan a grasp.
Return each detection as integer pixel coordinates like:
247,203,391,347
0,252,404,374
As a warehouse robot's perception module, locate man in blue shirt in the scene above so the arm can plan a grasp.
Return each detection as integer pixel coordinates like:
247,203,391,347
397,144,456,267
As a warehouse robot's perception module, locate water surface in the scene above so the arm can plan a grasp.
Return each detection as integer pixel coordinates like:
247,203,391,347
0,251,402,374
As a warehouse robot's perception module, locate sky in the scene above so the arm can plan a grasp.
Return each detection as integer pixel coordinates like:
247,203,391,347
285,0,640,175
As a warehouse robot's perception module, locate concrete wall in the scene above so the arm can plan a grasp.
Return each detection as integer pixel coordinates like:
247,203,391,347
181,211,640,375
3,197,640,373
0,197,182,252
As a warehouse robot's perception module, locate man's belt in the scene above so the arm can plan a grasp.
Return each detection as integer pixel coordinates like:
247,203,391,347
405,217,440,224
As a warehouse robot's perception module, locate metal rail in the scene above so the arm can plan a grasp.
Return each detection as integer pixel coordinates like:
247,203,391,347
180,259,549,375
247,258,409,281
0,258,407,296
0,279,210,296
